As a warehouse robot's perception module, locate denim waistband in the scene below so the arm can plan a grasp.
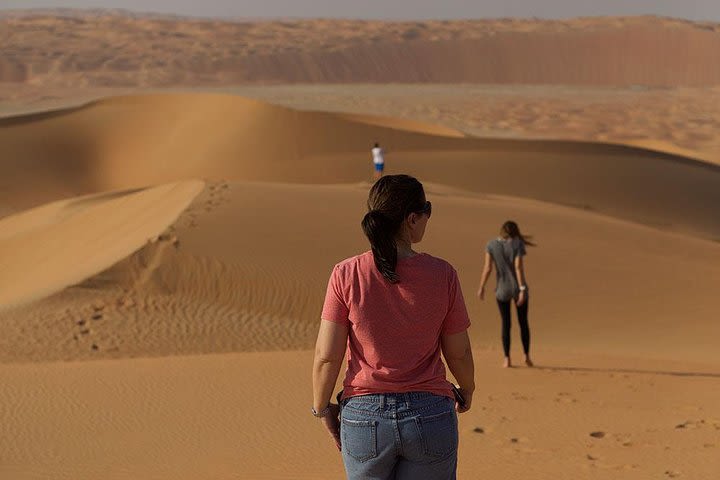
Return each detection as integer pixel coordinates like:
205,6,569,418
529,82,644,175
345,391,438,405
341,391,451,417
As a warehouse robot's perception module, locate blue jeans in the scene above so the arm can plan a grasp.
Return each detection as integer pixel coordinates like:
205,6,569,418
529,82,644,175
340,392,458,480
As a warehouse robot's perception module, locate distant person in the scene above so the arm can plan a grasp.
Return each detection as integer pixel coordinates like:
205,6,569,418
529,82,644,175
312,174,474,480
371,142,385,179
477,221,535,368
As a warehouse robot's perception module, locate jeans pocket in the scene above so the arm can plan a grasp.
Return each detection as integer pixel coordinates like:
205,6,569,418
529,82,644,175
414,409,458,458
341,418,378,463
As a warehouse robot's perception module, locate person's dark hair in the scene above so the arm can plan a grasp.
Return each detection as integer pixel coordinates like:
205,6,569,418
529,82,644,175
361,174,426,282
374,142,380,148
501,220,536,247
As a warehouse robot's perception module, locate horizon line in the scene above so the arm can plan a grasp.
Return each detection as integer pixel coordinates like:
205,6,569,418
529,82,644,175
0,7,716,24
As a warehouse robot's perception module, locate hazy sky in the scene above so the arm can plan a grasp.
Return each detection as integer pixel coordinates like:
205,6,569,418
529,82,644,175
1,0,719,21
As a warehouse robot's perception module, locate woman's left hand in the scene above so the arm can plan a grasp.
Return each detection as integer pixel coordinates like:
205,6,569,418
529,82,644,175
321,403,342,451
517,290,526,306
456,388,473,414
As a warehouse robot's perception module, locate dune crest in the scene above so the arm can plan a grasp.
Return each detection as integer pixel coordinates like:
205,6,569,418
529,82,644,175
1,92,719,239
0,181,204,309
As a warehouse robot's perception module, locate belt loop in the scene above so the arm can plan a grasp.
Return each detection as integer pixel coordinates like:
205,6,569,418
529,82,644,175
380,395,385,409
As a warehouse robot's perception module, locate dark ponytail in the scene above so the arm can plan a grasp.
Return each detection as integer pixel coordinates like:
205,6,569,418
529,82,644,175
361,210,399,282
361,175,426,283
501,220,536,247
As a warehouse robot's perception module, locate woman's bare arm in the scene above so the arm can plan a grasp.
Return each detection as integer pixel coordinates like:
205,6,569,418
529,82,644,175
441,330,475,412
312,320,348,450
514,255,527,306
477,251,493,299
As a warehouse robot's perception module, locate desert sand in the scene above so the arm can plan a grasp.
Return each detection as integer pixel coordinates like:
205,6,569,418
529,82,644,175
3,13,720,87
0,11,719,480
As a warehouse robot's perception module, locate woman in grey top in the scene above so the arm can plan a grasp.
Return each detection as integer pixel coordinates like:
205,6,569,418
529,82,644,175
477,221,535,368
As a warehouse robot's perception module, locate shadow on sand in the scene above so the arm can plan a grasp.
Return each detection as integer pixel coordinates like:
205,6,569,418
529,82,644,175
535,365,720,379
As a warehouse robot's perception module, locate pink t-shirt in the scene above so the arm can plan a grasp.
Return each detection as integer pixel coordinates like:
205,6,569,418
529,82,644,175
321,251,471,400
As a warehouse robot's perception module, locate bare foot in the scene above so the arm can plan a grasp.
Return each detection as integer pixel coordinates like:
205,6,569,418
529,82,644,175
525,358,534,367
503,357,512,368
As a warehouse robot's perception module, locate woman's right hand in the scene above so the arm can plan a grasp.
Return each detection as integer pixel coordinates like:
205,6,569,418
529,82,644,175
321,403,342,451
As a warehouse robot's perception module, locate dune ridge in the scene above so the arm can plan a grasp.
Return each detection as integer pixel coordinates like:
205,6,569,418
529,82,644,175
1,93,719,240
5,84,720,167
0,181,203,309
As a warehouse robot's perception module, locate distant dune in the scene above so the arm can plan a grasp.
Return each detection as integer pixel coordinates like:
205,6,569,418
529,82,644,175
3,12,720,86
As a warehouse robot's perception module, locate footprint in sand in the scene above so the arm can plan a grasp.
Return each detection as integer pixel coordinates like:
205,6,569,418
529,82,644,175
510,436,529,444
555,392,577,404
91,313,103,321
203,182,230,212
158,233,180,248
584,456,638,471
117,295,136,309
589,431,606,439
511,392,532,401
665,470,681,478
610,433,633,446
675,420,705,430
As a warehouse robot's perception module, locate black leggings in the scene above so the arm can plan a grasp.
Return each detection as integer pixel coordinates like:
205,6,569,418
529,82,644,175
497,298,530,357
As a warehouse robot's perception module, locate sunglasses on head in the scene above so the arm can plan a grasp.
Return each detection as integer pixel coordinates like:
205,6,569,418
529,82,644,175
415,201,432,218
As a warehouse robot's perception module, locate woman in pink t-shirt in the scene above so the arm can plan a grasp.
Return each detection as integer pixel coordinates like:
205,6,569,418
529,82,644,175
312,174,475,480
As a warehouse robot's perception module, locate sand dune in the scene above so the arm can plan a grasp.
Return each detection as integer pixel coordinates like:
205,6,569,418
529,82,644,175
1,93,718,361
241,27,720,85
1,93,719,239
0,181,203,309
174,84,720,164
2,180,719,365
0,87,718,480
3,13,720,87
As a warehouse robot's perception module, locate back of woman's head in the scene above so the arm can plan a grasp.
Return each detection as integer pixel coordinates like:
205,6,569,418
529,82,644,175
361,175,426,282
501,220,536,247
